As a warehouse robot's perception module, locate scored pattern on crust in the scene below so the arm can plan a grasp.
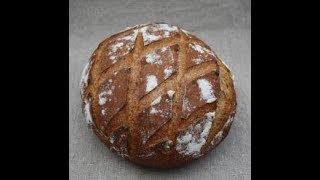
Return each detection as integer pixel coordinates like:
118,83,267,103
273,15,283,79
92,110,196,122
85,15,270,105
80,23,236,161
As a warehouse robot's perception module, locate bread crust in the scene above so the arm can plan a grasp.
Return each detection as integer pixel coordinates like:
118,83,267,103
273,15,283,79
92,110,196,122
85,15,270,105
80,23,236,168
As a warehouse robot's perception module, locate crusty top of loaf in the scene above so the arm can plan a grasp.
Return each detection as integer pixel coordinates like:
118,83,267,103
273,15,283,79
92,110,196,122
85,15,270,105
80,23,236,168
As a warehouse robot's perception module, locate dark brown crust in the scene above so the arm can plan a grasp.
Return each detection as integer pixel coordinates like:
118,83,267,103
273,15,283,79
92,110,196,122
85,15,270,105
81,23,237,168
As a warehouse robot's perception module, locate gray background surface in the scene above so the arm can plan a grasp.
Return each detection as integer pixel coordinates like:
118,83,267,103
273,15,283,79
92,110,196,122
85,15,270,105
69,0,251,179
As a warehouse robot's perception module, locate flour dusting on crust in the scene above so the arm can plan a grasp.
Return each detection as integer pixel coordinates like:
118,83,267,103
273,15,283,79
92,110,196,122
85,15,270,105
192,58,203,65
151,96,162,106
197,79,217,103
80,60,93,97
106,23,179,66
232,74,235,87
176,112,215,157
139,44,178,99
190,43,205,53
164,66,173,79
120,23,178,45
118,23,149,33
107,127,129,158
146,75,158,93
98,86,113,106
189,43,215,57
181,28,191,34
139,93,173,144
167,90,175,99
139,23,178,44
182,97,194,116
98,91,108,105
146,52,162,65
101,109,106,116
210,115,235,146
84,98,93,125
161,46,169,52
220,59,235,87
220,59,232,71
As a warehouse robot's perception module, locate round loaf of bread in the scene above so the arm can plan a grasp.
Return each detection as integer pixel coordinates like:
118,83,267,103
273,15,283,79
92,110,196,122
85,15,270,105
80,23,236,168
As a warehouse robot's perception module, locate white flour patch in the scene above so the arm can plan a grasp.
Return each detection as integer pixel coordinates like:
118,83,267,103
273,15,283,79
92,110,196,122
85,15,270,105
145,151,156,157
146,75,158,93
182,86,193,114
211,130,224,146
119,31,138,41
192,58,203,65
167,90,175,99
139,26,159,43
189,43,204,53
224,115,234,128
182,97,192,114
101,109,106,116
197,79,216,103
84,98,93,125
151,96,162,106
164,66,173,79
141,24,178,43
80,60,93,97
126,23,179,45
106,90,112,95
161,46,169,53
176,112,215,157
106,24,179,65
119,23,149,33
220,59,232,71
232,74,235,87
181,28,191,35
211,115,235,146
108,41,128,64
98,91,108,105
109,136,115,144
158,23,178,32
109,132,128,158
150,107,158,114
143,34,160,43
111,42,124,52
146,52,162,65
189,43,215,57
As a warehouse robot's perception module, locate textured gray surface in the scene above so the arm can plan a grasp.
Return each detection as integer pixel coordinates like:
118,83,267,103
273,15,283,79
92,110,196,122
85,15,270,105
69,0,251,179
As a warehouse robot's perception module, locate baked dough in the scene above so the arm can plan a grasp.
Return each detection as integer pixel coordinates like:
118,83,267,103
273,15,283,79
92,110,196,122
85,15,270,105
80,23,237,168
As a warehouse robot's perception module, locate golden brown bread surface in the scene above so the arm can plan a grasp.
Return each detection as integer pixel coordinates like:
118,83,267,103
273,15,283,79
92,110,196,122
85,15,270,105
80,23,237,168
